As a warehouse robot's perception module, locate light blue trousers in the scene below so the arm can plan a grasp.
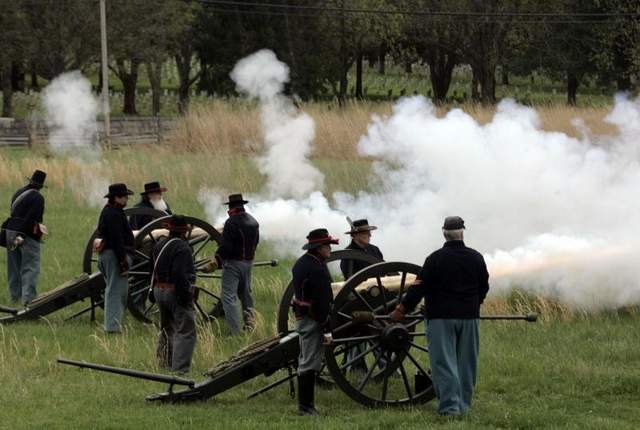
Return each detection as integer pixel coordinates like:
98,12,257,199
426,318,479,415
221,260,255,335
98,250,129,332
7,237,41,304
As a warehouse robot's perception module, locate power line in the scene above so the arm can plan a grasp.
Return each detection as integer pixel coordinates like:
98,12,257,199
196,0,640,19
196,3,637,25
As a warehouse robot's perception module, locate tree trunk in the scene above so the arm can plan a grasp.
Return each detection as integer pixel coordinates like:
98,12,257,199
501,67,509,86
116,58,140,115
378,43,386,74
146,61,163,116
30,62,39,91
567,72,579,106
404,60,412,74
338,63,348,106
427,49,456,104
480,70,496,104
355,52,363,99
176,44,197,114
11,62,24,92
1,59,13,117
471,67,480,102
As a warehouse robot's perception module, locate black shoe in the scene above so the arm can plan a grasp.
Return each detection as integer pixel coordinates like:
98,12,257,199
297,404,320,416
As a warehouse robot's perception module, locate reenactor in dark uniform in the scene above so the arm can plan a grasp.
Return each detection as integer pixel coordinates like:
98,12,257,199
129,181,172,230
96,183,135,333
391,216,490,416
3,170,47,306
340,217,383,278
151,215,197,374
214,194,260,335
340,217,384,373
292,228,339,416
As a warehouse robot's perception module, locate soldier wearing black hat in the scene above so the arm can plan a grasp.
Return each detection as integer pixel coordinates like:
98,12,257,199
291,228,339,416
390,216,490,416
129,181,173,230
340,217,384,373
214,194,260,335
3,170,47,306
151,215,197,374
95,183,135,333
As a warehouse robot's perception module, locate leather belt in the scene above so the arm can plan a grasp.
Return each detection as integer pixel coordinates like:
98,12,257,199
154,282,175,290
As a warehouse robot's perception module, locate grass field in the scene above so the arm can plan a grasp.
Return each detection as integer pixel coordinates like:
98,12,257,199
0,103,639,429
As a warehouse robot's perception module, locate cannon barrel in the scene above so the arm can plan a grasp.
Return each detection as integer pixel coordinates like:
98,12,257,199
57,358,195,387
0,304,18,315
351,311,538,324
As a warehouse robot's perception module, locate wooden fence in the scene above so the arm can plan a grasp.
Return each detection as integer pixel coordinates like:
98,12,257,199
0,117,178,148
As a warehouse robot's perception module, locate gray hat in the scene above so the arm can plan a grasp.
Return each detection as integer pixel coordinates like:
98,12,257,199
443,216,465,230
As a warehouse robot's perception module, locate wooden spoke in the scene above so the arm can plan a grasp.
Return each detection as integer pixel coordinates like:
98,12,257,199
408,341,429,354
339,341,381,371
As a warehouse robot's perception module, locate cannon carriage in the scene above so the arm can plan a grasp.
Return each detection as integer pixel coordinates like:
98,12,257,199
59,260,537,409
1,210,276,324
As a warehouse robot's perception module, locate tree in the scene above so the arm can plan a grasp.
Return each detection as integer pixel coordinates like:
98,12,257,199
0,0,27,117
25,0,99,81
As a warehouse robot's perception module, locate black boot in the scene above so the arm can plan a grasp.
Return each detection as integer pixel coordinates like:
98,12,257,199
297,371,319,416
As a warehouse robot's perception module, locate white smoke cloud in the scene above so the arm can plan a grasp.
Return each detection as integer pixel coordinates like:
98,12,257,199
43,71,110,208
43,71,100,158
206,50,640,310
230,49,324,199
198,188,225,229
247,95,640,310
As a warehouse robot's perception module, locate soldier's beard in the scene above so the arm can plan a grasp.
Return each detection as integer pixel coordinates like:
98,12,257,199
151,198,168,212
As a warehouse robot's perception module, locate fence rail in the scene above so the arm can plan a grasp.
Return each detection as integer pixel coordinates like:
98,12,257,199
0,117,178,148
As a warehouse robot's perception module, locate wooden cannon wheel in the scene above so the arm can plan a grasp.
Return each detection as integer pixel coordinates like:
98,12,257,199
324,261,435,407
125,215,223,324
276,249,382,335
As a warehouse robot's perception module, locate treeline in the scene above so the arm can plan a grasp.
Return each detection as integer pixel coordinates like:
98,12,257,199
0,0,638,117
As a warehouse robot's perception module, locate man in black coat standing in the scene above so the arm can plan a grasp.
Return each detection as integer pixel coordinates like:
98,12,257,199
340,217,384,373
129,181,173,230
214,194,259,335
5,170,47,306
391,216,490,416
152,215,197,374
96,183,135,333
292,228,339,416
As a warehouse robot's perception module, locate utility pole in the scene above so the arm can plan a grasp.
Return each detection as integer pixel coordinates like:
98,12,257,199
100,0,110,147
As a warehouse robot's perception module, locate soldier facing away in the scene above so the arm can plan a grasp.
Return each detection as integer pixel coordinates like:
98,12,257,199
391,216,490,416
152,215,197,374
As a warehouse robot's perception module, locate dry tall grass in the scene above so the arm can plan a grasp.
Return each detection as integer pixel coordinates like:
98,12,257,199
171,100,618,159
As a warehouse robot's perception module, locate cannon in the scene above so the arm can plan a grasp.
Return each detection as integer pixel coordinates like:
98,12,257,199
59,260,537,409
1,209,278,324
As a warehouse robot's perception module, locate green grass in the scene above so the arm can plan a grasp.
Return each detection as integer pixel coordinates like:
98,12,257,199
0,147,638,429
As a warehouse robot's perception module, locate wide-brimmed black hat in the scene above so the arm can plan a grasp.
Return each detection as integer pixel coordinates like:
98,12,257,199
27,170,47,187
443,216,465,230
303,228,340,250
141,181,167,195
345,217,378,235
104,183,134,198
164,215,191,232
223,193,249,206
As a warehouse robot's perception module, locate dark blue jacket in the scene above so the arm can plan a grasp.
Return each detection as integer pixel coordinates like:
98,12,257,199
216,209,259,261
340,240,384,279
7,185,45,240
98,204,135,265
129,198,172,230
292,252,333,331
152,236,195,306
402,240,489,319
